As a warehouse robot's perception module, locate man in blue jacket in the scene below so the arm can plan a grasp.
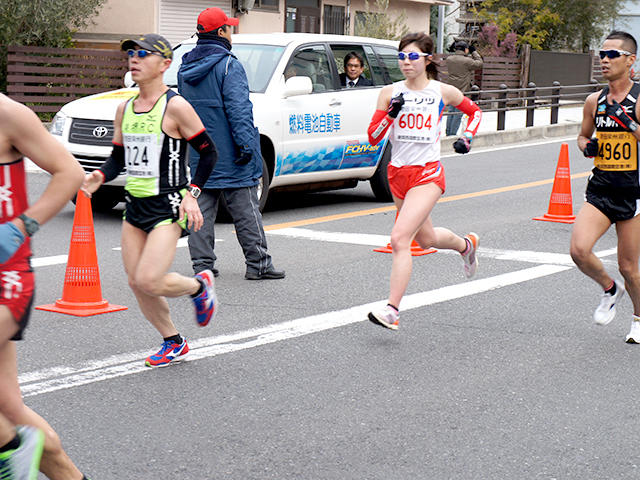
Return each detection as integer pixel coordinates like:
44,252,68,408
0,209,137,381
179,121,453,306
178,7,285,280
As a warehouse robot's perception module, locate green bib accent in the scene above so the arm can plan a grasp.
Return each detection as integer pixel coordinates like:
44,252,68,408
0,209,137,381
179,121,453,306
121,93,167,197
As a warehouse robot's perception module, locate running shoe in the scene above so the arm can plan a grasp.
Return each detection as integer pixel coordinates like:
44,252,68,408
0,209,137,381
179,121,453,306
594,280,625,325
626,317,640,344
0,425,45,480
368,305,399,330
461,232,479,279
145,339,189,368
193,269,216,327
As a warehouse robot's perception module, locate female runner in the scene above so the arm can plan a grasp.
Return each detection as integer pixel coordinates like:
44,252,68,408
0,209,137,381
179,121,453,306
366,32,482,330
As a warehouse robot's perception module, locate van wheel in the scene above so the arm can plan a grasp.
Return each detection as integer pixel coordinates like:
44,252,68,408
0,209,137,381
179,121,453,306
72,186,122,212
216,157,270,223
370,144,392,202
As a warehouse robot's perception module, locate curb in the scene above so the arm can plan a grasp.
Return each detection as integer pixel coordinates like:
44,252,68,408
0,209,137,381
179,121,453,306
441,122,580,150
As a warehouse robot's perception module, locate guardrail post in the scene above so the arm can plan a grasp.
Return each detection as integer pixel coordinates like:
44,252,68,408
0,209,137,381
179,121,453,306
497,84,507,131
526,82,536,127
550,81,561,125
591,78,600,93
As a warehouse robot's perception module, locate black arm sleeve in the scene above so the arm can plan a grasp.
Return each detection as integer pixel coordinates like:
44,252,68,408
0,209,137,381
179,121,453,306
98,144,125,183
188,129,218,188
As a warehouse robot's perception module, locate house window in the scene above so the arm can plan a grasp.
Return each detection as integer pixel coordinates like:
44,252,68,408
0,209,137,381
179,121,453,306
254,0,278,11
323,5,345,34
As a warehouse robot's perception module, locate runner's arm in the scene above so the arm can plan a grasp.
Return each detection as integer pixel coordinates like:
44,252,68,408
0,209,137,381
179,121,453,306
578,93,598,153
1,97,84,235
85,103,126,194
367,85,394,145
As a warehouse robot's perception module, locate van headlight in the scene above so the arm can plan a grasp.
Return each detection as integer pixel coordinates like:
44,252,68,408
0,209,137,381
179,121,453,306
49,112,67,136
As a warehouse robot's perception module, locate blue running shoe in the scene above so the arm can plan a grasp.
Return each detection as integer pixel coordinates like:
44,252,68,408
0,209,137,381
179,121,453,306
193,269,216,327
0,425,45,480
145,339,189,368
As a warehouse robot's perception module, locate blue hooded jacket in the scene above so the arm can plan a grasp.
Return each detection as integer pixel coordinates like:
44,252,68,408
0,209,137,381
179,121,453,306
178,40,263,189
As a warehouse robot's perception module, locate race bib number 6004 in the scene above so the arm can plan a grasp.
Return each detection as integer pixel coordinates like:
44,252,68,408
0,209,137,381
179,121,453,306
595,131,638,171
395,112,435,143
123,133,159,177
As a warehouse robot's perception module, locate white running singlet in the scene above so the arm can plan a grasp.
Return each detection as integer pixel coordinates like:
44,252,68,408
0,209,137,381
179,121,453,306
390,80,445,167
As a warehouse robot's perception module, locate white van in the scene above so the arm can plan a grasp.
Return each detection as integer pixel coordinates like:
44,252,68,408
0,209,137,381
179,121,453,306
49,33,404,211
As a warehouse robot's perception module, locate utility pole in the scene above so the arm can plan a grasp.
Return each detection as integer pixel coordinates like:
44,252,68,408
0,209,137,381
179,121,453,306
437,5,445,53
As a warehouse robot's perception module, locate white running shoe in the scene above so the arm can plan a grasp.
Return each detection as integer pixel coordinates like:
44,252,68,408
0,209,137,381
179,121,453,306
593,280,625,325
461,232,479,279
626,317,640,343
368,305,399,330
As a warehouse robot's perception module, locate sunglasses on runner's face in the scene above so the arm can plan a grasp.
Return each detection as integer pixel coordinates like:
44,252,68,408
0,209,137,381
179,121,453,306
599,49,633,59
398,52,431,61
126,49,162,59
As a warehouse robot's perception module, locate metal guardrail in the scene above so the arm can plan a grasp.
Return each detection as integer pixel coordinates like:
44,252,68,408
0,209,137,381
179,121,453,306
447,81,607,131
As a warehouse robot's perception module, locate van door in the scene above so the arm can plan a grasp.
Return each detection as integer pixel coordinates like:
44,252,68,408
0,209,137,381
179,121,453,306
278,44,344,177
328,44,384,171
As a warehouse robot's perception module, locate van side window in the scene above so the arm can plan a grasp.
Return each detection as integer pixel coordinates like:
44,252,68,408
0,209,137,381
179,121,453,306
363,45,386,85
329,45,374,87
374,45,403,83
286,45,335,92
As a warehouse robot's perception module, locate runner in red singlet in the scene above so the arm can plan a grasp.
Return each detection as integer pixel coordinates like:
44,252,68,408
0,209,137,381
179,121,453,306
366,32,483,331
0,93,90,478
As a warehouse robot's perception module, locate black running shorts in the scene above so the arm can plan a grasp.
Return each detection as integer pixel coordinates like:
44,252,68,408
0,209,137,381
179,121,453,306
586,182,640,223
124,189,188,234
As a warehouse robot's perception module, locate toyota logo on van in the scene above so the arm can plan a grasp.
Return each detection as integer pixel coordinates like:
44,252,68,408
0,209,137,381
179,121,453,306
92,126,109,138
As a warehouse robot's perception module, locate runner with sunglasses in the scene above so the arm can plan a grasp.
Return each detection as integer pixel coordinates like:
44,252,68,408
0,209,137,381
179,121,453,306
83,34,218,366
366,32,482,330
572,30,640,342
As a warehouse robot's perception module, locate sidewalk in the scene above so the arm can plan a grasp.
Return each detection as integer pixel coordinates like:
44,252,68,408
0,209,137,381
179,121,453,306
442,104,583,151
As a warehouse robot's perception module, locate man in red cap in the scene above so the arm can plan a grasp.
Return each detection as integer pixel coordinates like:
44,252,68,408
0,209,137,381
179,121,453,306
178,8,286,281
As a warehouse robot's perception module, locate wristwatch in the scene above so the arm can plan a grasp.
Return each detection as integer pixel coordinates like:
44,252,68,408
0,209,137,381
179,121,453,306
18,214,40,237
187,184,202,199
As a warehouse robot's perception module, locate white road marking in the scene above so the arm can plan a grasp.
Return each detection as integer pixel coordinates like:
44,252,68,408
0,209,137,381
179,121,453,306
20,264,570,397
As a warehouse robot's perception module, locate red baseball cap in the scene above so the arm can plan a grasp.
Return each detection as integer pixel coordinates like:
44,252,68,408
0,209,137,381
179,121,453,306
197,7,239,33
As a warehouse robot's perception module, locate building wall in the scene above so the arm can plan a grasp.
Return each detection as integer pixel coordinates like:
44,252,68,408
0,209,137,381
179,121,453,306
75,0,433,42
238,8,286,33
86,0,156,36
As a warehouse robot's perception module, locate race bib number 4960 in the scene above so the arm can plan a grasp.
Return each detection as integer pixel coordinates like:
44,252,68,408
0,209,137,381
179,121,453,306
123,133,159,177
595,131,638,171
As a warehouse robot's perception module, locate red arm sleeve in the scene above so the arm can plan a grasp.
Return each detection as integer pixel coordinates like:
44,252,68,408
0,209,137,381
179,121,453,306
368,109,393,145
455,97,482,138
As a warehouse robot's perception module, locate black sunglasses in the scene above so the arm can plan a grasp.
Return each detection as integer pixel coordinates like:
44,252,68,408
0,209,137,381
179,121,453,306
599,49,633,60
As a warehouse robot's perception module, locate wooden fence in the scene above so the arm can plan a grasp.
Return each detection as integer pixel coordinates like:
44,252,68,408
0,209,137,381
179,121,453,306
6,45,128,114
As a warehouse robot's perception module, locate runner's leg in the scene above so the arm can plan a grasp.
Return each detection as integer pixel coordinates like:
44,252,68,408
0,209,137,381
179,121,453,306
570,202,613,289
388,183,442,307
615,215,640,314
0,310,83,479
121,221,197,337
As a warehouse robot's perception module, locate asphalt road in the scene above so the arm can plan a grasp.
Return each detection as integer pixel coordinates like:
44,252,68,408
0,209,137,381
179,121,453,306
21,136,640,479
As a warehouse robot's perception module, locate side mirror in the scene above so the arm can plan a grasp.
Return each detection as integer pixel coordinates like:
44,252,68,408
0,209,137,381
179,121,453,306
124,71,135,88
284,76,313,97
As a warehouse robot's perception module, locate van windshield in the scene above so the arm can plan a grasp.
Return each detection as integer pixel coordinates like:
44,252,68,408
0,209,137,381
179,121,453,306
164,42,285,93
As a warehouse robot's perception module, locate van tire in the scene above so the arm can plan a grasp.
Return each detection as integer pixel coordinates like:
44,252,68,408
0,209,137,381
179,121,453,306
370,143,392,202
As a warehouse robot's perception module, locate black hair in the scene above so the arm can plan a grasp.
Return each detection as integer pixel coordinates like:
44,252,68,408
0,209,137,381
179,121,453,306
453,41,469,52
343,51,364,69
606,30,638,55
398,32,439,80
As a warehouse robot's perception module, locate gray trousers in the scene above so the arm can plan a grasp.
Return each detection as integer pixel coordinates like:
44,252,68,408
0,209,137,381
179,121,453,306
446,105,463,137
188,186,273,275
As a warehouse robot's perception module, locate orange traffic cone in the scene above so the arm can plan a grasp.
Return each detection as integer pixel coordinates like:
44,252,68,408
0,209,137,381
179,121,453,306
533,143,576,224
373,211,437,256
36,192,127,317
